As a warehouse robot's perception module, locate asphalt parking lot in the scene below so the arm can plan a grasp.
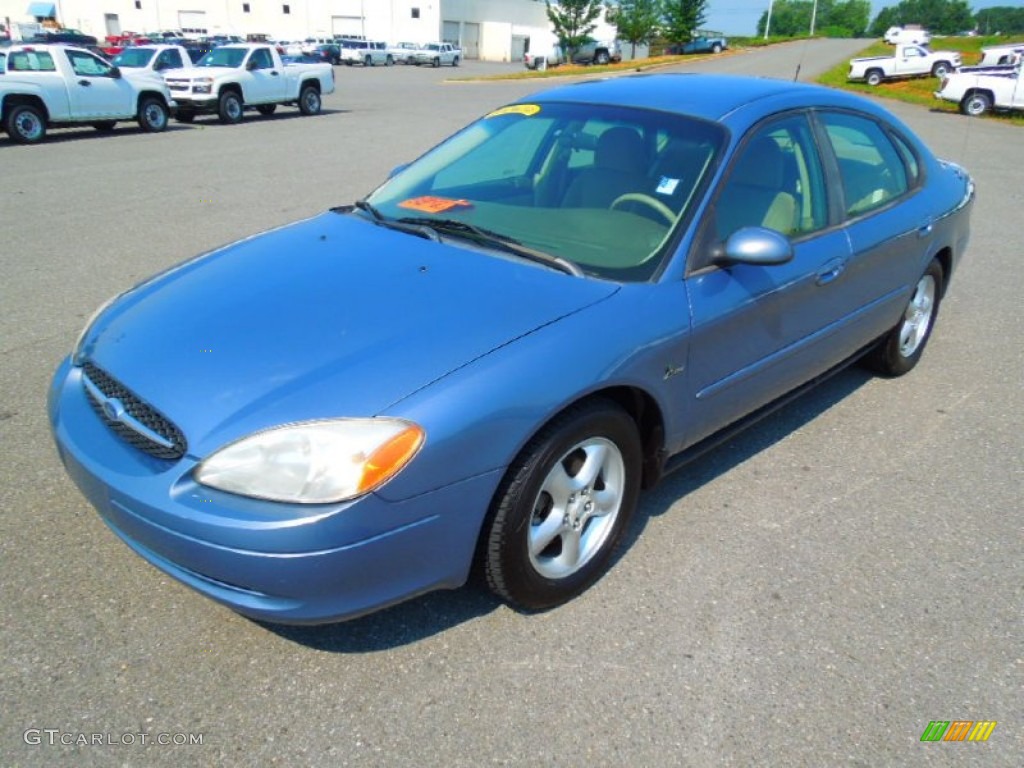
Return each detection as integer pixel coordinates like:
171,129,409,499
1,40,1021,766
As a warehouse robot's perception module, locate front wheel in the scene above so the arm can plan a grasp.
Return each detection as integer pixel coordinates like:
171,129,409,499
712,43,723,54
217,91,244,124
298,86,321,116
595,51,610,65
960,92,992,117
483,400,642,611
175,110,196,124
863,259,943,377
137,97,169,132
364,55,373,67
932,61,952,78
256,104,277,116
6,103,47,144
452,56,459,67
386,55,394,66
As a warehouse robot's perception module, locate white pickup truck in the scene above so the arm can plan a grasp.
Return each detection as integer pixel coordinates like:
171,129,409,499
410,42,461,67
0,43,175,143
848,44,961,86
935,64,1024,116
162,43,334,124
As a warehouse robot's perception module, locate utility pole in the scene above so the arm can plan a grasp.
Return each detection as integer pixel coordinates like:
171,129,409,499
764,0,773,39
809,0,818,36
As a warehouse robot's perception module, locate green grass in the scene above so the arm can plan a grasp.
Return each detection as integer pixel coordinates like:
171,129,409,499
816,36,1024,125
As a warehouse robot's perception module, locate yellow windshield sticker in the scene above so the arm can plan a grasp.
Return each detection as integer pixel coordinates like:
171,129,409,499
398,196,473,214
486,104,541,119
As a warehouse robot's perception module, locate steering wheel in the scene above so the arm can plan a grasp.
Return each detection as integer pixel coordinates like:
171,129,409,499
610,193,676,226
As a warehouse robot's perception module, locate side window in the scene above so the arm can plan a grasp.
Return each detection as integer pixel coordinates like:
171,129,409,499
8,51,57,71
820,112,910,217
714,115,827,241
250,49,273,69
67,50,113,77
160,50,184,69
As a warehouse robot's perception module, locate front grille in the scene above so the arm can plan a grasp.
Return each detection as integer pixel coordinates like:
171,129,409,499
82,362,187,461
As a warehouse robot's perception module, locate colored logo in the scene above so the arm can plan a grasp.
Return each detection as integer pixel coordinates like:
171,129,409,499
920,721,997,742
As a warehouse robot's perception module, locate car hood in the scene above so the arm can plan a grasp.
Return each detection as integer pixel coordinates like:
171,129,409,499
82,211,618,455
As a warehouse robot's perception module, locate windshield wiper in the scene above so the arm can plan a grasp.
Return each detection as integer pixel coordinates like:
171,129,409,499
396,217,582,277
340,201,441,242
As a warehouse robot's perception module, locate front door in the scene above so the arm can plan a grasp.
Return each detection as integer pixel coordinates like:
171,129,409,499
65,48,134,118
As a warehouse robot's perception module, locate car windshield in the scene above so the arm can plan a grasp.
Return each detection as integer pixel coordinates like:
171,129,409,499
363,101,725,281
113,48,155,67
195,47,246,68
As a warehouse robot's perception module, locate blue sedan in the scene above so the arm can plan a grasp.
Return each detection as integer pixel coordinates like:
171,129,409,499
49,74,974,624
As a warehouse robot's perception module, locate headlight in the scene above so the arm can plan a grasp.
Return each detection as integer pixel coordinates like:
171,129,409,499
194,418,424,504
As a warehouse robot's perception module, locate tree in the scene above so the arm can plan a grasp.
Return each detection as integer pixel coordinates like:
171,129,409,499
611,0,663,56
867,0,975,36
546,0,604,55
662,0,708,45
759,0,869,37
975,6,1024,35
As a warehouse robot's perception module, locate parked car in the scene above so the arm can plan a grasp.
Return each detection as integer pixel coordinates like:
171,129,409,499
848,43,961,85
975,43,1024,67
388,42,422,64
571,39,621,65
884,26,931,45
667,35,728,55
935,61,1024,116
311,43,341,65
1,43,174,143
524,41,566,70
50,73,974,625
162,43,334,124
409,41,460,67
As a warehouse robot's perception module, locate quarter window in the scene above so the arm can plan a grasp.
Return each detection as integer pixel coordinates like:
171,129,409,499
820,112,910,217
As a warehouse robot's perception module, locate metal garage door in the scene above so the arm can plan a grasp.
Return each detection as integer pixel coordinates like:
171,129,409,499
461,22,479,59
178,11,207,38
442,20,459,46
332,16,362,37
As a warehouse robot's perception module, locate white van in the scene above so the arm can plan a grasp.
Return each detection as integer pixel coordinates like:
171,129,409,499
884,26,931,45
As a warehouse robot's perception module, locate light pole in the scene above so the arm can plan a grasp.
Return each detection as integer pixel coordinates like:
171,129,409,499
764,0,773,39
809,0,818,36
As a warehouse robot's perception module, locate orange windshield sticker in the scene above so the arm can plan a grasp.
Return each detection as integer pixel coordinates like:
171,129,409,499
486,104,541,119
398,196,473,213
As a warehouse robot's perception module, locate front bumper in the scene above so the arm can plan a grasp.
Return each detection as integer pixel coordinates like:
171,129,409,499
49,358,499,624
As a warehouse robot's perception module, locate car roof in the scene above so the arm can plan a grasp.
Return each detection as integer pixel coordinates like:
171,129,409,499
529,73,882,125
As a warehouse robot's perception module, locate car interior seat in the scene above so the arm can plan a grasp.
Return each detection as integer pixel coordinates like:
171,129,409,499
562,126,649,209
714,136,798,240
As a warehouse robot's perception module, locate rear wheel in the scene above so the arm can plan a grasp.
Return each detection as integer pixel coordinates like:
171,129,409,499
712,43,723,54
483,400,642,611
960,92,992,117
137,97,168,132
386,55,394,66
217,91,243,124
6,103,46,144
863,259,943,377
595,50,610,65
866,69,884,86
364,54,373,67
433,57,440,67
298,85,321,116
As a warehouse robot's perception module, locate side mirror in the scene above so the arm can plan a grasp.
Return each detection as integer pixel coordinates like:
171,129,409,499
714,227,793,267
109,65,122,78
246,58,258,70
387,163,408,179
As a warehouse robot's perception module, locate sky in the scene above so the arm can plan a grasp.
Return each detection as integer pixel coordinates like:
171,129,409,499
703,0,1012,36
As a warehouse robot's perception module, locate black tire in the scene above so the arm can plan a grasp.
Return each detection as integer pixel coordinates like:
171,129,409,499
483,399,642,611
863,259,943,377
960,92,992,117
386,55,394,66
364,54,373,67
6,103,47,144
137,97,168,132
256,104,277,116
298,85,321,116
931,60,952,78
175,110,196,124
452,56,459,67
866,69,883,86
712,43,723,54
433,57,440,68
595,51,610,65
91,121,117,132
217,90,244,124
